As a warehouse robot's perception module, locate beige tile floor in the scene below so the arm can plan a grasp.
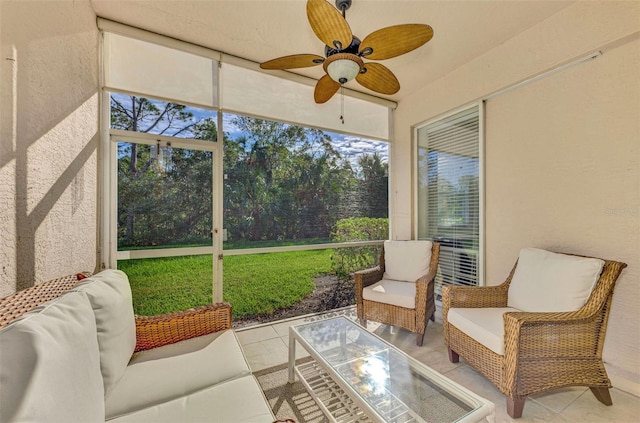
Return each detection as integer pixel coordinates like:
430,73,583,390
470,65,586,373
236,306,640,423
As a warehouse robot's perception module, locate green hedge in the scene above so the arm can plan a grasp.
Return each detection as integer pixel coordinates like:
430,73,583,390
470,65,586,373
330,217,388,279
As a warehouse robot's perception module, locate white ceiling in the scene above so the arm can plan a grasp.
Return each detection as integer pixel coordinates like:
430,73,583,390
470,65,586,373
90,0,572,102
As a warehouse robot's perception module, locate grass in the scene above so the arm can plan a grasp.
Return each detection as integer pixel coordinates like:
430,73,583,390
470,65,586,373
118,249,333,318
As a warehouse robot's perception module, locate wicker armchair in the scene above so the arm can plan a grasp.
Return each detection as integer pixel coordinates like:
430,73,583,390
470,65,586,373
355,241,440,346
442,249,627,418
0,273,232,352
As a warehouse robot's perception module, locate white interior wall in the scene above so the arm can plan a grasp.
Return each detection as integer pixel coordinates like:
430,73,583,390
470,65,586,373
393,1,640,395
0,0,99,295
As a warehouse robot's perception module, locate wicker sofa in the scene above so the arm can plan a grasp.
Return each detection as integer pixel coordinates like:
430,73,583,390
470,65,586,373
0,270,275,422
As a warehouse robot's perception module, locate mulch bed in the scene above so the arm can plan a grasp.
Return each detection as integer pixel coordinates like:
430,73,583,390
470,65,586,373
232,274,355,329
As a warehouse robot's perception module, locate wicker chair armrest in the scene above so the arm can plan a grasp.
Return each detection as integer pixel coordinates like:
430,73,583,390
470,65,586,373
135,302,232,352
354,266,383,322
443,284,509,309
504,309,590,326
353,266,383,290
416,264,437,287
502,308,603,361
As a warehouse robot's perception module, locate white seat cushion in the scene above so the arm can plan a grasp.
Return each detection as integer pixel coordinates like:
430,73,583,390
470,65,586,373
447,307,520,355
383,240,432,282
105,329,252,419
508,248,605,312
73,269,137,396
363,278,416,309
0,291,105,422
108,375,273,422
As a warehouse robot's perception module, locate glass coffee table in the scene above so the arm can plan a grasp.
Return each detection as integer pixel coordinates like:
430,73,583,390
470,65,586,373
289,317,495,423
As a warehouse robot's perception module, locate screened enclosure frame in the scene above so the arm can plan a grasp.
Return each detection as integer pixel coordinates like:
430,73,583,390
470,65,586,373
107,129,219,260
412,102,485,290
98,19,395,303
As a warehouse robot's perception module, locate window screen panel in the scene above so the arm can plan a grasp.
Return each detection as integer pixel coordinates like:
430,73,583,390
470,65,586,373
222,112,389,249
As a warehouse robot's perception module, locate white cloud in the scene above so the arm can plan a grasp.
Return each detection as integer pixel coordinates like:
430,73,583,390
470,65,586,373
328,132,389,169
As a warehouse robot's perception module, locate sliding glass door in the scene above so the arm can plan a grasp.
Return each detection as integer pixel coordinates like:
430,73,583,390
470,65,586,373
416,105,483,297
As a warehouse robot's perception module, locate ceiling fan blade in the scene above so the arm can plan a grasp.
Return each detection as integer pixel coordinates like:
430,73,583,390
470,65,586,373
356,62,400,95
260,54,325,70
359,24,433,60
307,0,352,50
314,74,341,103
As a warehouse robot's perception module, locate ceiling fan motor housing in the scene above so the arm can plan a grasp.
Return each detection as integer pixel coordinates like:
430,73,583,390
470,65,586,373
325,36,361,57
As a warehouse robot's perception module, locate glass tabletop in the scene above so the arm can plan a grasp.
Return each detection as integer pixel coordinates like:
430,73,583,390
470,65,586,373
291,317,492,423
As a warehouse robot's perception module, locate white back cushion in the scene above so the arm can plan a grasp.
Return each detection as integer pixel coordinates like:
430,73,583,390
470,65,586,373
0,291,105,422
73,269,136,396
383,240,433,282
508,248,605,312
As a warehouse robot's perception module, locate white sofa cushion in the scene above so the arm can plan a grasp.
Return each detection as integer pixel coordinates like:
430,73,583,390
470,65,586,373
383,240,433,282
105,329,252,419
108,375,274,422
447,307,520,355
507,248,605,312
0,291,105,422
363,278,416,309
73,269,136,396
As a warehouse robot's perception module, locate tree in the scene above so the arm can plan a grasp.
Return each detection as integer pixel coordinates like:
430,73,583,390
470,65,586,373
336,153,389,220
111,95,216,247
223,116,353,242
111,96,389,247
357,153,389,218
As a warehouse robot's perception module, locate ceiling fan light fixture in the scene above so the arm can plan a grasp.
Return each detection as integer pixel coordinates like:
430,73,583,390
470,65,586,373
324,53,363,84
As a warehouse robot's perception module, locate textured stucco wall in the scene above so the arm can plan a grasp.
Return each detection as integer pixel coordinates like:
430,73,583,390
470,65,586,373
393,2,640,394
0,0,99,296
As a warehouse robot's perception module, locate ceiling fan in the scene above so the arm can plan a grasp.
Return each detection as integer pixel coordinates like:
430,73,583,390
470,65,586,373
260,0,433,104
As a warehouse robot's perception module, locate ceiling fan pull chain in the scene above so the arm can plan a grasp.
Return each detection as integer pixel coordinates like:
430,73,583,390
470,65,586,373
340,87,345,124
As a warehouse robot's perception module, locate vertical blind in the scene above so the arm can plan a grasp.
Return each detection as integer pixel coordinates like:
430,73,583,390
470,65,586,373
416,106,480,295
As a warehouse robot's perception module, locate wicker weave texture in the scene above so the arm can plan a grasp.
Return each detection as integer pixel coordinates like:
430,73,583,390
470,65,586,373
442,252,627,417
0,272,91,328
0,272,233,354
134,303,232,352
355,242,440,345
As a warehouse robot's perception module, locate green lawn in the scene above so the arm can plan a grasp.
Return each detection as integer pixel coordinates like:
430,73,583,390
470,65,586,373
118,249,333,318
